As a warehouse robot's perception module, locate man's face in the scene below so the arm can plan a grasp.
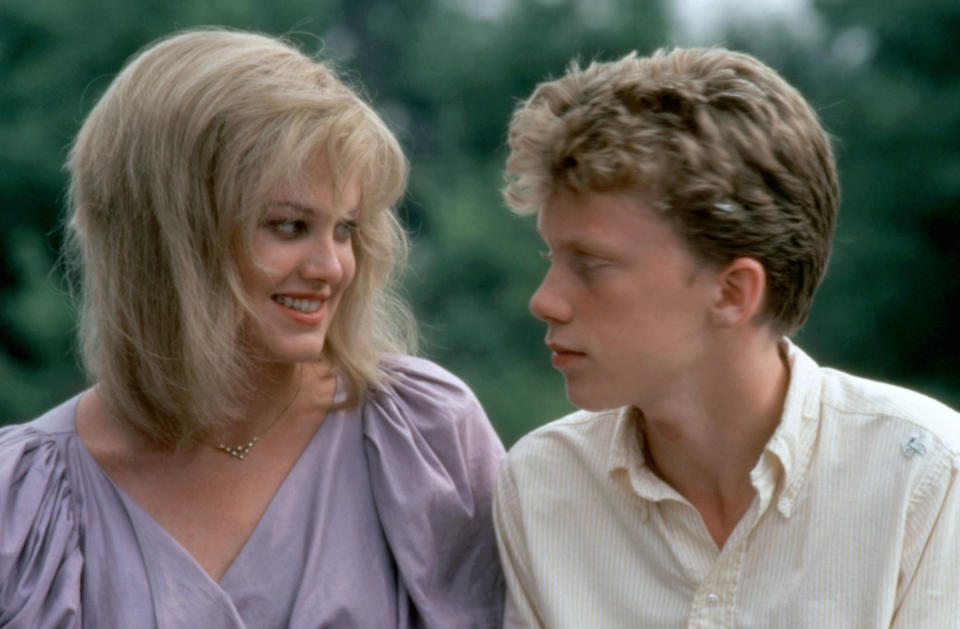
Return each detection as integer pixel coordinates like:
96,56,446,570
530,190,718,411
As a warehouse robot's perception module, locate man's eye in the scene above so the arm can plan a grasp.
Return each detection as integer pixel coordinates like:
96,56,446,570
573,255,605,274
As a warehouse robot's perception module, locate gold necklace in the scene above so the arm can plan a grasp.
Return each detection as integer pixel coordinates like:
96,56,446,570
210,369,303,461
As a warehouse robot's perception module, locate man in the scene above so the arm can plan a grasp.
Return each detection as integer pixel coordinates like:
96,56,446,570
494,47,959,627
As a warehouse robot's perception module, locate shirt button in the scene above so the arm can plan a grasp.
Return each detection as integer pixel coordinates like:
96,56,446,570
707,593,720,605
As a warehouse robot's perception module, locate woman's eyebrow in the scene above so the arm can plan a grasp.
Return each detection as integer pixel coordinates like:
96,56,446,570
267,200,316,215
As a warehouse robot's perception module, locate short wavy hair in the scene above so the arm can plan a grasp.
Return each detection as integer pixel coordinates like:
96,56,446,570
65,28,414,447
504,47,839,334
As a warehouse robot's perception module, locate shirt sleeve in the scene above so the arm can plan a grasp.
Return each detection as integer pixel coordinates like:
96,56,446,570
493,457,546,629
361,355,506,628
0,425,83,628
891,449,960,627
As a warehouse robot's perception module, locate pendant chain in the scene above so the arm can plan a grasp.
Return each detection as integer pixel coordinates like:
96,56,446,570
208,369,303,461
216,436,261,460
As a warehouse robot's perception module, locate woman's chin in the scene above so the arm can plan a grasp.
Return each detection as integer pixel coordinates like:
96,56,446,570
249,342,327,368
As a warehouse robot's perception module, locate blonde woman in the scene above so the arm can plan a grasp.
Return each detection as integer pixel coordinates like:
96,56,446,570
0,29,504,627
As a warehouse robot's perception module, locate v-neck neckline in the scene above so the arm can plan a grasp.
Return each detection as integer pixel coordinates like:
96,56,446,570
67,381,343,587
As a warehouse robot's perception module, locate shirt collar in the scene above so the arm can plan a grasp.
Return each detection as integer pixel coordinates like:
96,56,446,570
605,338,823,519
759,338,822,517
607,406,686,514
609,405,643,473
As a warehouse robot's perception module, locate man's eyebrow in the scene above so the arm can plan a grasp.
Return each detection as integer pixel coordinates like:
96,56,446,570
547,235,616,254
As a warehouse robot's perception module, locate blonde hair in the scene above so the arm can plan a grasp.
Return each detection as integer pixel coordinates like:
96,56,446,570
504,47,839,334
65,28,414,447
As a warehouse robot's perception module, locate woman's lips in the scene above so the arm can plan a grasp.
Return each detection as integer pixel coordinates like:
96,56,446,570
271,293,327,325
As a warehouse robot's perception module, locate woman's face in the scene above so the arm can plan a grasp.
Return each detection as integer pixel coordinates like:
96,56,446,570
236,165,360,365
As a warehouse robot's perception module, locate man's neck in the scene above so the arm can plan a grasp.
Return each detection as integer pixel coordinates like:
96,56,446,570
638,334,790,549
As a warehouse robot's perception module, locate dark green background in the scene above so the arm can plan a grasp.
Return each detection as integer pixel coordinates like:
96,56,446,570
2,0,957,446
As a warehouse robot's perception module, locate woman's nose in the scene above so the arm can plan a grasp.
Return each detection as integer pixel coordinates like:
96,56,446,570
300,240,344,285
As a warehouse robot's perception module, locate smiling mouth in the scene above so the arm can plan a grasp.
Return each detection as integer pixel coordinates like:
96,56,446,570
272,294,323,314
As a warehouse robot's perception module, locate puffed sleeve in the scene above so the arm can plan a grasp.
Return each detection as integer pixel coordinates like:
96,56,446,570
361,355,506,628
0,425,83,628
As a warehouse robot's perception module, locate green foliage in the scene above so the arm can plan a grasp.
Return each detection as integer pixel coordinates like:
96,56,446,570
0,0,325,422
1,0,957,446
344,0,672,443
0,225,81,410
0,0,669,444
721,0,960,408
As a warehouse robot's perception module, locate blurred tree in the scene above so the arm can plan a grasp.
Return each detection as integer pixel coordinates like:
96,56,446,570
2,0,956,448
0,0,327,422
377,0,673,444
0,0,671,445
718,0,960,408
804,0,960,408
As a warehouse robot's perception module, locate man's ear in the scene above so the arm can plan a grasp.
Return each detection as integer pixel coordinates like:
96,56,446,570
710,257,767,327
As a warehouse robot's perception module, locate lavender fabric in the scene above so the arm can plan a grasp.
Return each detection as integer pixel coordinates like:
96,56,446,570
0,355,505,628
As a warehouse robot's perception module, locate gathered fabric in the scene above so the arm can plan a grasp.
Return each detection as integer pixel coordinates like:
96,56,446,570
0,355,505,628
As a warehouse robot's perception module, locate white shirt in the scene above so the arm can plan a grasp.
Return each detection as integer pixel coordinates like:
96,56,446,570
494,342,960,628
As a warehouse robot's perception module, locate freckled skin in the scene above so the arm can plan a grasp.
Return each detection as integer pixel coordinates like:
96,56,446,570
530,190,718,412
236,170,361,367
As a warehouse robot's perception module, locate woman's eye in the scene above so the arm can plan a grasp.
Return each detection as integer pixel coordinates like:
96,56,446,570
267,219,306,237
334,220,358,242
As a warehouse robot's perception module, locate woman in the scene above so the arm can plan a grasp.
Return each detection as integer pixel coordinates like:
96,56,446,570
0,29,504,627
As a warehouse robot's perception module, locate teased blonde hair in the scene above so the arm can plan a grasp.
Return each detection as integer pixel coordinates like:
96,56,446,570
504,48,839,334
65,28,414,447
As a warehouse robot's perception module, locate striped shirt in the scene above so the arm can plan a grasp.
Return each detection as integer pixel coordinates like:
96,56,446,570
494,341,960,627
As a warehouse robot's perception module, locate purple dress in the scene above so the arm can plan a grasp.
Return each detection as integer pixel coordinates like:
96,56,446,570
0,355,505,628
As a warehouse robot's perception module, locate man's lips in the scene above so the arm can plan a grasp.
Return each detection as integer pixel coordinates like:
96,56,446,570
546,341,586,367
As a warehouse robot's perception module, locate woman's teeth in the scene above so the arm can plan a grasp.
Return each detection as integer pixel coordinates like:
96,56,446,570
272,295,322,313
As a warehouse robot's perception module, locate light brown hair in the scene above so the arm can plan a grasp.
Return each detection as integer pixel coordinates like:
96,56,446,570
504,47,840,334
65,28,414,447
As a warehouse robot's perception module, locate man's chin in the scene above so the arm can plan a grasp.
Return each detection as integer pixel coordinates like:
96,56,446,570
565,383,620,412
